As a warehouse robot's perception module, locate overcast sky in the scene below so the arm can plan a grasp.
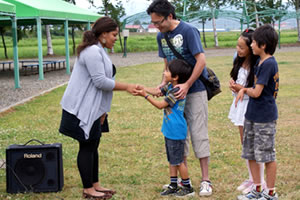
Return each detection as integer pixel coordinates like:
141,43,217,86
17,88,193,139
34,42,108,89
75,0,291,17
76,0,151,16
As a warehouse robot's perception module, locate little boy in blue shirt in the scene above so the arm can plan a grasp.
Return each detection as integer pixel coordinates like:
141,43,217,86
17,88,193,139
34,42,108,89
235,24,279,200
134,59,194,197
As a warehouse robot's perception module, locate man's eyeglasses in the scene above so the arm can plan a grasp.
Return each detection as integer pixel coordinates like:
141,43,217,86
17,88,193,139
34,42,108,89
151,18,166,26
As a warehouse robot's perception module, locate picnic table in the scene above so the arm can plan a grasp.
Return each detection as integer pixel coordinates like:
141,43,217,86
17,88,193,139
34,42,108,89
0,59,66,74
0,61,13,71
20,60,66,75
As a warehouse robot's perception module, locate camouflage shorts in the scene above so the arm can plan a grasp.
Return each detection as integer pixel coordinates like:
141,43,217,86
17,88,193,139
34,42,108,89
242,119,277,163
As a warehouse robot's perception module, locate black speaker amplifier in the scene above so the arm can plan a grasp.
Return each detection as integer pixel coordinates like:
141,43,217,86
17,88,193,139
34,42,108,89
6,143,64,193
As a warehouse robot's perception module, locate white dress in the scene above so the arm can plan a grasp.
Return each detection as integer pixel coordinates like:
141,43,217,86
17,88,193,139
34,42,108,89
228,67,250,126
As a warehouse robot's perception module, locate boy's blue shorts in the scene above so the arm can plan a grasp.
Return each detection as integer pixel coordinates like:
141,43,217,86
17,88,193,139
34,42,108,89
164,137,185,166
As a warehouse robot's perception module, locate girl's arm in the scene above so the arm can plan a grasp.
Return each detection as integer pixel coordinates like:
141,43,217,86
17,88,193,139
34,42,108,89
235,84,264,106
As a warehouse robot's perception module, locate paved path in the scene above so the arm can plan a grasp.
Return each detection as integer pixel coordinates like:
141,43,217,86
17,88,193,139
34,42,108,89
1,46,299,113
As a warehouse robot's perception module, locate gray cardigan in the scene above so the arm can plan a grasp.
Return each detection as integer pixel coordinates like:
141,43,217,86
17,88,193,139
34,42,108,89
61,43,115,139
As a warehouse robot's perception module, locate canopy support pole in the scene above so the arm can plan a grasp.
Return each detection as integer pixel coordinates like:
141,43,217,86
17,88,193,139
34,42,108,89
64,20,70,75
11,16,20,89
87,21,91,30
36,17,44,80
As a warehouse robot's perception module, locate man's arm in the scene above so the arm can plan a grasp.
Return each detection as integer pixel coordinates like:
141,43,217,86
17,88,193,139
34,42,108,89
157,58,168,88
175,53,206,98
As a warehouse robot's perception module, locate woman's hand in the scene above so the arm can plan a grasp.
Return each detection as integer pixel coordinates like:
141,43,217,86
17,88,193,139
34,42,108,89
135,89,147,97
126,84,138,95
100,113,107,125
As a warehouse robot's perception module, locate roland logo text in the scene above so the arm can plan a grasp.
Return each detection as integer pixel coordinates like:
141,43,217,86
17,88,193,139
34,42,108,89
24,153,42,159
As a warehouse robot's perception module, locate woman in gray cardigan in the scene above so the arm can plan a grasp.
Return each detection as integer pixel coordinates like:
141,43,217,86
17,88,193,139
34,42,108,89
59,17,136,200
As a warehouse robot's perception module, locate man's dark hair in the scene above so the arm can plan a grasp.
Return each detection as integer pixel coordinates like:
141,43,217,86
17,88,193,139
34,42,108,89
253,24,278,55
146,0,177,19
168,59,192,84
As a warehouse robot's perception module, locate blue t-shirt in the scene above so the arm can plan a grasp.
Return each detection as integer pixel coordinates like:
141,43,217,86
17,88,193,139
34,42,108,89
157,21,208,94
161,83,187,140
245,56,279,123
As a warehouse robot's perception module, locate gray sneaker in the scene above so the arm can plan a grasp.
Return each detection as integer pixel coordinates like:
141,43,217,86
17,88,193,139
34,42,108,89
160,185,179,196
257,190,278,200
175,186,195,198
237,188,262,200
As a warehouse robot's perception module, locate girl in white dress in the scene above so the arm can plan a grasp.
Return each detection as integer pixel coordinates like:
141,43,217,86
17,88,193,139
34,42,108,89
228,29,265,194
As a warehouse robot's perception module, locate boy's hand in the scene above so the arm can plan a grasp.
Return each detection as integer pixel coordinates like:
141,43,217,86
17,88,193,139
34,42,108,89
150,88,162,97
235,88,246,107
133,84,144,96
135,89,147,97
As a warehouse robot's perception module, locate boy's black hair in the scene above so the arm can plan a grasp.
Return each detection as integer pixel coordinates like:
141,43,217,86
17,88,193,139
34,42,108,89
147,0,177,20
231,29,259,88
253,24,278,55
168,59,192,84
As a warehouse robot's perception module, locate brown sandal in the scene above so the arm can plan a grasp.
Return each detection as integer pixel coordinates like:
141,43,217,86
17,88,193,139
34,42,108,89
95,189,116,195
82,192,112,199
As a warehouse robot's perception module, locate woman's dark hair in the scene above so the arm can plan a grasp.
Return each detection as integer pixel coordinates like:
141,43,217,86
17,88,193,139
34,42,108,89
253,24,278,55
230,29,259,87
168,59,192,84
147,0,177,19
77,16,118,57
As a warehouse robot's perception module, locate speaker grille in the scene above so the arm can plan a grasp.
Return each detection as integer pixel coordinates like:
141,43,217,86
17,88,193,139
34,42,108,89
14,158,45,187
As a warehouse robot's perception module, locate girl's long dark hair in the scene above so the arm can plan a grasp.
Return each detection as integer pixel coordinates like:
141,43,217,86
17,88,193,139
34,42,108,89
77,16,118,57
230,29,259,87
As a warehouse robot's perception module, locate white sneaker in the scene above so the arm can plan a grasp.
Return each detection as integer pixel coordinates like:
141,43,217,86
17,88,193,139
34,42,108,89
199,181,212,196
242,183,254,194
237,180,253,191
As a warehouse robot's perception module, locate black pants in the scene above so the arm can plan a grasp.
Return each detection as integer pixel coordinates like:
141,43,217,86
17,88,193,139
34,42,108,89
77,138,101,188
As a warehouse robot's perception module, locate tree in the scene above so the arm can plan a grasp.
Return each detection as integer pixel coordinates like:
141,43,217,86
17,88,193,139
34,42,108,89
133,20,142,25
0,27,8,59
65,0,80,55
287,0,300,42
229,0,287,28
88,0,126,52
171,0,227,47
46,25,54,55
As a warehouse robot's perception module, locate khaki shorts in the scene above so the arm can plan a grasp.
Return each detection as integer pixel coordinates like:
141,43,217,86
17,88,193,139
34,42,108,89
184,91,210,158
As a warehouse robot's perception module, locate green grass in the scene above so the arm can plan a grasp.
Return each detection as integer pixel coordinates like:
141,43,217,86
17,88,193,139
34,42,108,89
0,30,299,59
0,51,300,199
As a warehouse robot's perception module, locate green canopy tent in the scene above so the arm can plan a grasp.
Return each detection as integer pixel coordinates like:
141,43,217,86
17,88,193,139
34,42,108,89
0,0,100,88
0,0,19,88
